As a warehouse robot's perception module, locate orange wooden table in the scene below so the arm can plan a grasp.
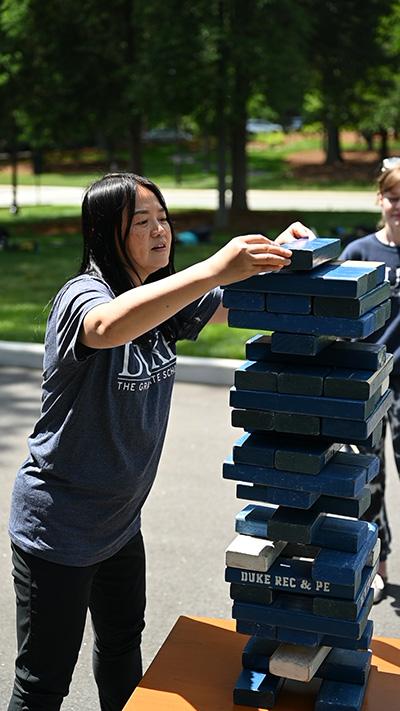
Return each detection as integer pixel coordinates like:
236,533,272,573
123,616,400,710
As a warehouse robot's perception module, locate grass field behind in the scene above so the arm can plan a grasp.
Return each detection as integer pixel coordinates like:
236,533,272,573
0,206,380,357
0,130,394,190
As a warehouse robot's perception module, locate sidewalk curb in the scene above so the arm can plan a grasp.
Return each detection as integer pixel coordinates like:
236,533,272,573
0,341,241,386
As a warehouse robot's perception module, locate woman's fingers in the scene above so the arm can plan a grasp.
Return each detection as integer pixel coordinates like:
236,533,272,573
249,252,291,267
249,243,292,257
275,221,316,245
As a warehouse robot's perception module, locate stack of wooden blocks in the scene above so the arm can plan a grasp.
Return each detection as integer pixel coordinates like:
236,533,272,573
222,238,393,710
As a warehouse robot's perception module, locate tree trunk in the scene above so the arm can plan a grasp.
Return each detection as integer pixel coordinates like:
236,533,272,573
379,128,388,162
10,145,19,214
229,1,250,213
215,0,228,229
128,116,143,174
125,0,143,175
324,118,343,165
230,117,248,212
361,130,374,151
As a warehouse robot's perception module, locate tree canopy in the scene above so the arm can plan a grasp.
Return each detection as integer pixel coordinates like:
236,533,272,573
1,0,399,208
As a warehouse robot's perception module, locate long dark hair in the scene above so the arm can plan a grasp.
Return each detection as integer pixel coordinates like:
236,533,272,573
79,172,178,344
79,172,176,293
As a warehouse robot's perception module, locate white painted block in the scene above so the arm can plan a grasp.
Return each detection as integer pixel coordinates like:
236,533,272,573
269,643,331,682
367,538,381,567
225,534,287,572
381,377,390,395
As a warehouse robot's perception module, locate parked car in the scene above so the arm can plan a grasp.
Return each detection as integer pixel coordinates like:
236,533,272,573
142,128,193,142
246,118,283,134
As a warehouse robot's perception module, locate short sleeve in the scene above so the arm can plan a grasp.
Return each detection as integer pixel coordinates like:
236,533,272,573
52,276,113,364
173,287,223,341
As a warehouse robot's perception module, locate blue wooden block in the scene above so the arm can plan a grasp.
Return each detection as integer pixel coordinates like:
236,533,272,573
224,456,368,498
328,451,380,483
230,386,381,420
234,360,278,392
313,561,378,620
271,332,334,356
232,433,276,468
312,525,378,587
224,260,385,297
237,619,278,639
279,237,341,270
313,515,372,553
233,668,284,708
232,588,373,639
268,508,324,545
237,482,320,509
231,408,275,432
230,582,275,605
276,627,322,646
246,334,387,371
321,420,383,449
225,556,369,599
242,636,279,669
222,289,265,311
231,434,343,476
235,504,278,538
235,503,370,552
237,619,322,646
321,389,393,439
318,649,371,685
236,412,382,446
313,281,391,318
266,293,312,314
274,412,321,435
315,619,374,652
311,487,371,518
241,619,374,652
323,353,393,400
277,364,331,396
274,438,341,474
228,299,391,338
316,675,369,711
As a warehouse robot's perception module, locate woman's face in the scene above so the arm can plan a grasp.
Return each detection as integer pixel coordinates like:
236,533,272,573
124,186,172,284
379,182,400,228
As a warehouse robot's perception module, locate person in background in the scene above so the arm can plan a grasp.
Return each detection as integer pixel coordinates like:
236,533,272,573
7,171,313,711
341,157,400,603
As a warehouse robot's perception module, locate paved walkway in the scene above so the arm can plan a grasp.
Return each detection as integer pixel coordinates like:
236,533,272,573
0,368,399,709
0,184,381,212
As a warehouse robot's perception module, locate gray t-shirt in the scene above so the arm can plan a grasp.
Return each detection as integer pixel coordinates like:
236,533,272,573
9,275,222,566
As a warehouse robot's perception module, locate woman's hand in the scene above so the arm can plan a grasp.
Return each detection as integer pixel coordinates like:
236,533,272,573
275,221,316,245
206,222,316,285
206,234,292,285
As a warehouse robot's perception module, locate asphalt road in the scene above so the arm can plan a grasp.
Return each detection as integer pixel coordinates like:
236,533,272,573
0,184,381,212
0,368,399,710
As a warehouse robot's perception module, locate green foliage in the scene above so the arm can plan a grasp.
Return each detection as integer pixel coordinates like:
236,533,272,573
1,207,380,350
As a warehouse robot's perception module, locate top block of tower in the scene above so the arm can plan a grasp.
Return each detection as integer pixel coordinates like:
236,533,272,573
224,260,386,298
279,238,341,271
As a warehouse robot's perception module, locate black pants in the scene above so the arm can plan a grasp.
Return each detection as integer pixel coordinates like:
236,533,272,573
360,374,400,562
8,531,146,711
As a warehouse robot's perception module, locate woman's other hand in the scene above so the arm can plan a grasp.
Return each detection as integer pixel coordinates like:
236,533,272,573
275,221,316,246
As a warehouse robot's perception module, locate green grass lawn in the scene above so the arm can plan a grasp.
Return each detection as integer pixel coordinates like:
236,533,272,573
0,130,393,191
0,206,380,357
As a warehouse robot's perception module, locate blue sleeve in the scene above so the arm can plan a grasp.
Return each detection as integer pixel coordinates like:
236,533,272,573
174,287,223,341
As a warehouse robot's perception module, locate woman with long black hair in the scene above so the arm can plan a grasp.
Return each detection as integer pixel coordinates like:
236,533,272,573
8,172,312,711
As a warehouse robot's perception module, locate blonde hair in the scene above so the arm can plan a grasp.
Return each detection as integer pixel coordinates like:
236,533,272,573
377,164,400,193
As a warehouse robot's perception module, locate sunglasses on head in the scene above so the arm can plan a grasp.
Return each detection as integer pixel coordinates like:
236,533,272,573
381,157,400,172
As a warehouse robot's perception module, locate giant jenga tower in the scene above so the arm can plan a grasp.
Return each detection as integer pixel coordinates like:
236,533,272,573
222,238,393,710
